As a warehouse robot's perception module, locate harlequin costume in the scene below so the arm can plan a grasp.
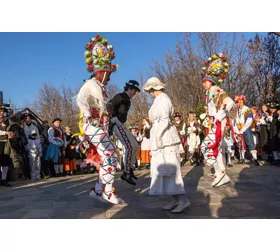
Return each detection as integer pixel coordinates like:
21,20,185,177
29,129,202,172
233,95,260,166
200,53,234,187
76,34,122,205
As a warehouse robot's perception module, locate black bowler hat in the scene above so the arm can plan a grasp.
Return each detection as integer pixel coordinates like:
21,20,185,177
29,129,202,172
125,80,141,92
52,117,62,123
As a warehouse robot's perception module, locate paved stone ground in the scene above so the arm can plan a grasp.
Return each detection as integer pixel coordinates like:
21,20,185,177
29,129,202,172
1,160,280,219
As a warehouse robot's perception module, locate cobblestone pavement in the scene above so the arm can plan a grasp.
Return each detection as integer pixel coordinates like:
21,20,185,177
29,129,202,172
1,161,280,219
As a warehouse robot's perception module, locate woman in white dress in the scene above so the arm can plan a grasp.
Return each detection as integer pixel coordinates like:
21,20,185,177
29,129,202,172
143,77,191,214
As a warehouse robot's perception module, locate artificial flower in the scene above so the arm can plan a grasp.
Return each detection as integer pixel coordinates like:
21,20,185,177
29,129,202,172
96,34,102,40
102,38,108,44
84,51,90,57
85,57,93,64
221,74,227,79
109,51,115,57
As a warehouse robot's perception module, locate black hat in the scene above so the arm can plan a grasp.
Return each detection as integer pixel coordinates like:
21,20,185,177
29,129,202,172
125,80,141,92
20,111,35,121
52,117,62,123
267,100,279,109
173,112,181,118
0,105,8,113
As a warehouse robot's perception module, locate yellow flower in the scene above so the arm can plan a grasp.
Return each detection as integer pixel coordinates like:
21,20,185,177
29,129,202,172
212,54,218,59
85,57,93,64
212,63,222,69
97,49,103,57
224,69,228,73
102,38,108,44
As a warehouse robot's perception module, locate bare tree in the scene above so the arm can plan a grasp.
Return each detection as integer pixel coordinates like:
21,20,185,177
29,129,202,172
32,83,79,131
149,32,263,114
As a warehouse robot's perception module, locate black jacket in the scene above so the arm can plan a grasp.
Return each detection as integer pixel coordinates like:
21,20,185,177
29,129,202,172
106,92,131,123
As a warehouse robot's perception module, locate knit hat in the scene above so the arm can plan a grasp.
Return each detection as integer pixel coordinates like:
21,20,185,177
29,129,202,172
201,53,229,85
84,34,118,75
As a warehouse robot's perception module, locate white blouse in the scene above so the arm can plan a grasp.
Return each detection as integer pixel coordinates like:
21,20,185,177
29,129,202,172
149,93,181,151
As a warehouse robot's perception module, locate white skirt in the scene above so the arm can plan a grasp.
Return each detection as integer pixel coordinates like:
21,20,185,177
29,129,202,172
149,143,185,195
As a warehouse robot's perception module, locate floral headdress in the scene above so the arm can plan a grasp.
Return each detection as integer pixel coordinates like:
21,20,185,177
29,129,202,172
234,95,246,103
84,34,119,75
201,53,229,85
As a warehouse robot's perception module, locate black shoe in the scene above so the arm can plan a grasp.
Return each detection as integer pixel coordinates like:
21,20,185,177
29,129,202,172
238,159,245,164
190,160,197,166
227,164,233,168
181,159,187,166
1,180,12,187
130,168,138,180
271,160,280,166
121,172,136,185
253,159,260,166
145,164,150,170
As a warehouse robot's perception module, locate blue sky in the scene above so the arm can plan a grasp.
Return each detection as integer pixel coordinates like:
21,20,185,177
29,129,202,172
0,32,262,109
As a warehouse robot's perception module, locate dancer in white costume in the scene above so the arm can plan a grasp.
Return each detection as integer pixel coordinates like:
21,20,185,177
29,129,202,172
76,34,122,205
143,77,191,214
200,53,235,187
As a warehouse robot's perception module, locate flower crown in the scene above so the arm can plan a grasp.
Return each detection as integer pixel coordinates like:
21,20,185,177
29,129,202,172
201,53,229,85
234,95,246,103
84,34,119,74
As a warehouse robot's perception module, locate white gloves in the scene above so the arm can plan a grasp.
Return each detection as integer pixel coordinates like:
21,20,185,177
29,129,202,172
179,130,186,136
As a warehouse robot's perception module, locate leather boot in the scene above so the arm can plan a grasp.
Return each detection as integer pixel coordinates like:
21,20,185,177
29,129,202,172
121,172,136,185
130,168,138,180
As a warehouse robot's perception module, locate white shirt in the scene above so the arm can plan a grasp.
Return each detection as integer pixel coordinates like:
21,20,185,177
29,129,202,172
149,93,181,151
76,78,105,118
